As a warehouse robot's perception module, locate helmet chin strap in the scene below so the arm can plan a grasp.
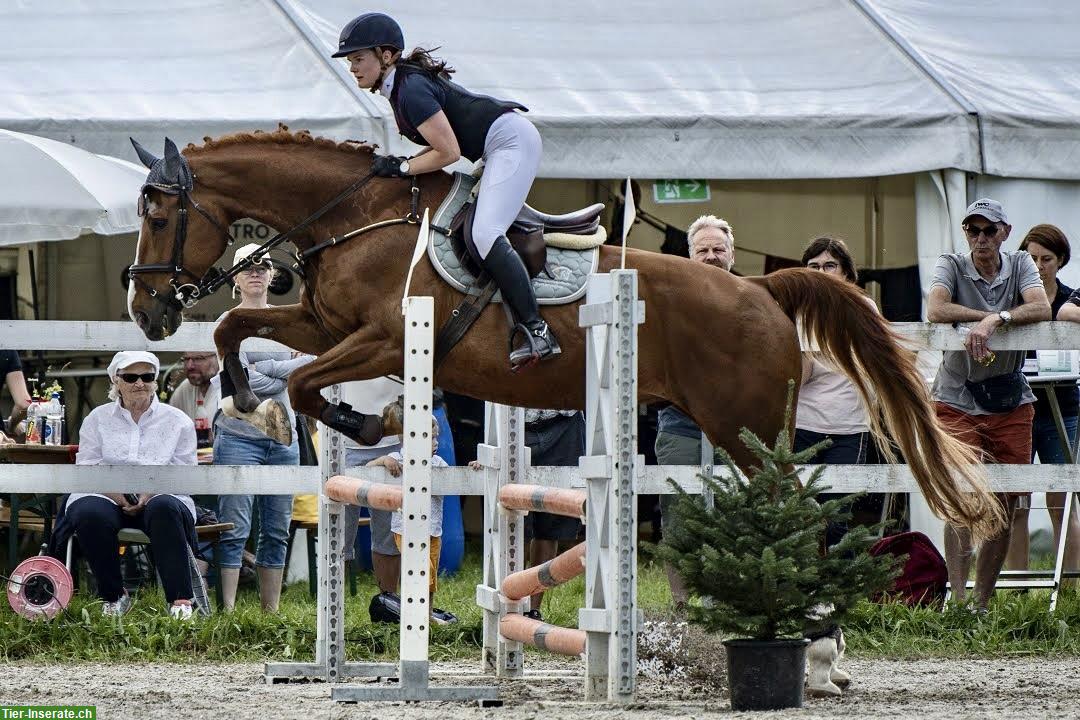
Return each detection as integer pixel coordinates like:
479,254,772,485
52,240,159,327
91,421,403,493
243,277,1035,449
369,51,400,94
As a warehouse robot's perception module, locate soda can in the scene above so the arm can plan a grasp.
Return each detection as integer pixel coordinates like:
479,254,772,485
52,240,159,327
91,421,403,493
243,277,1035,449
44,417,62,446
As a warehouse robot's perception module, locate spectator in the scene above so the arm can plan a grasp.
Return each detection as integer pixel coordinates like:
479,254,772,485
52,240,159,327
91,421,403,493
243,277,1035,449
926,198,1051,610
338,378,404,602
1029,224,1080,574
365,406,455,623
1,349,32,433
213,243,314,612
169,350,220,450
522,409,586,621
654,214,735,608
797,236,880,548
67,351,198,619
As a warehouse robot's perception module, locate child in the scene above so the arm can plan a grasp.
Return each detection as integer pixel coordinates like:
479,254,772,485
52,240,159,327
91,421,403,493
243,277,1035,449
366,404,456,624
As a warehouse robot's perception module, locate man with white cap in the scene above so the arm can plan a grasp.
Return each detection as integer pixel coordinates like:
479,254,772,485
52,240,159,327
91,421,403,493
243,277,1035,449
67,350,199,618
926,198,1051,611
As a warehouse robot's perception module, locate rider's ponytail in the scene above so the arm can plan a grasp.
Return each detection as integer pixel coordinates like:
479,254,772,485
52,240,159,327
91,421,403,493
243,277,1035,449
397,47,455,79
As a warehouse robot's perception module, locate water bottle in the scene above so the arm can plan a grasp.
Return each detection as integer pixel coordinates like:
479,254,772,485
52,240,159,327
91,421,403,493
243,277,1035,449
24,396,40,443
43,392,62,446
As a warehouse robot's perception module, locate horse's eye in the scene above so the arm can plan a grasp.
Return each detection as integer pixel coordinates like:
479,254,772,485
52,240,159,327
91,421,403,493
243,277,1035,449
151,218,168,231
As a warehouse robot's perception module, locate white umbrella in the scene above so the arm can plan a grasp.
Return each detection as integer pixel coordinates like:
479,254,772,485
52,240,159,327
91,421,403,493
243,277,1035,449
0,128,146,246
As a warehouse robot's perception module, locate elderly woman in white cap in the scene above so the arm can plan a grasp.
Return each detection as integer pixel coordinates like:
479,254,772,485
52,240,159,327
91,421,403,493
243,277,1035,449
213,243,314,612
68,351,198,618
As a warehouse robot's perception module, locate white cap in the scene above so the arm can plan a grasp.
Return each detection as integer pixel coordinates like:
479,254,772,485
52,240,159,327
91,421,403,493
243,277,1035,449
107,351,160,381
232,243,272,268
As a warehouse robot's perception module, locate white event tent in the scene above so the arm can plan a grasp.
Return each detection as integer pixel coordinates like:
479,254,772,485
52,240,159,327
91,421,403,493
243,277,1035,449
1,0,1079,287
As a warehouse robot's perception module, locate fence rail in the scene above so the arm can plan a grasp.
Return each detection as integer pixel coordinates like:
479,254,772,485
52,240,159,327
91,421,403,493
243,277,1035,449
5,320,1080,352
3,463,1079,496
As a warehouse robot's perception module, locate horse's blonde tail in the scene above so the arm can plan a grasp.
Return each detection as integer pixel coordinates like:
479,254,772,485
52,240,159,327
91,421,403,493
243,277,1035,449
750,269,1006,541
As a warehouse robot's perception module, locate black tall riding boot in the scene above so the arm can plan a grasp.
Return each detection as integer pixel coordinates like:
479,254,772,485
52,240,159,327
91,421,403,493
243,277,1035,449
481,235,561,369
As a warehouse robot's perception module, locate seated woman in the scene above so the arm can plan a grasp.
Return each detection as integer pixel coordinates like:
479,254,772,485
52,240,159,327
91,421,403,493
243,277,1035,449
67,350,199,619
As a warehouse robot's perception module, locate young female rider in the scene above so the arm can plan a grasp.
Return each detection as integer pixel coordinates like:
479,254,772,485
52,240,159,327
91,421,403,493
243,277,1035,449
332,12,560,370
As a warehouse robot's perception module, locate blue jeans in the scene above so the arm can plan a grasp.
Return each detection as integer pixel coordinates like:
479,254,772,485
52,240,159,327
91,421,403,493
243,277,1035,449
1032,413,1079,464
213,431,299,569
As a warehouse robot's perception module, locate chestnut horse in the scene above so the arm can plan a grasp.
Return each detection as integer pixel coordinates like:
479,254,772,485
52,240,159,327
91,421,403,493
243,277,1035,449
127,129,1002,540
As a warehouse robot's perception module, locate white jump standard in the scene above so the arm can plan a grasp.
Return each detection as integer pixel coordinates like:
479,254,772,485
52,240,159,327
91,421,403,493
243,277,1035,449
476,269,645,703
329,296,498,703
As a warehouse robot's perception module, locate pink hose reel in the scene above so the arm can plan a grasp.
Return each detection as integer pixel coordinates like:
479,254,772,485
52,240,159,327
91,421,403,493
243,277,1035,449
6,553,73,620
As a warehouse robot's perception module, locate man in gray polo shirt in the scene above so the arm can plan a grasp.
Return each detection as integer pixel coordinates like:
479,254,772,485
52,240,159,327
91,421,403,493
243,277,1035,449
926,198,1051,611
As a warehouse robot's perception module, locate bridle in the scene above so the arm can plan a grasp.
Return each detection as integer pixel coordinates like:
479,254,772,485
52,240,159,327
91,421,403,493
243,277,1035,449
128,160,421,313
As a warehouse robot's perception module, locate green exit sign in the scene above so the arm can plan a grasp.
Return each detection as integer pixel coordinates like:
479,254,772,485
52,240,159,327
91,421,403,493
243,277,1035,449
653,179,710,204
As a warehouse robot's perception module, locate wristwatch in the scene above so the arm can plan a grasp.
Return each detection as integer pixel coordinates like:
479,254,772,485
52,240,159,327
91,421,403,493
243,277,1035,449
398,159,411,175
998,310,1012,325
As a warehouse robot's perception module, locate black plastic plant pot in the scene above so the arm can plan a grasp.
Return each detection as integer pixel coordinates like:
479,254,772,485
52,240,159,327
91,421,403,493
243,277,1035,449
723,637,810,711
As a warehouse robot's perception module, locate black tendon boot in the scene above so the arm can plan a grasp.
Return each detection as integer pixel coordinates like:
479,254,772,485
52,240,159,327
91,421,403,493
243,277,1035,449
320,401,384,446
480,236,561,370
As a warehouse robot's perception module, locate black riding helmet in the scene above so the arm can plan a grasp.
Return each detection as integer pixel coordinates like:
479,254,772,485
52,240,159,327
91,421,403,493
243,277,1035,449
331,12,404,58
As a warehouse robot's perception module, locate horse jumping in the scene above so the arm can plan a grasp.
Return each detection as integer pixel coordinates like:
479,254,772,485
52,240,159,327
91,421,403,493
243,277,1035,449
126,128,1003,540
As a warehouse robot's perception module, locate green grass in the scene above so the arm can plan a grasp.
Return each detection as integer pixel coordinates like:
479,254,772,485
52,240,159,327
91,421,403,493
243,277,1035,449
4,554,1080,663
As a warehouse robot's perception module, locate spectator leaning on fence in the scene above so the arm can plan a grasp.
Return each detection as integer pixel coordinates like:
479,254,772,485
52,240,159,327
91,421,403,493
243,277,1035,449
1033,225,1080,575
926,198,1051,611
653,214,735,609
68,351,199,619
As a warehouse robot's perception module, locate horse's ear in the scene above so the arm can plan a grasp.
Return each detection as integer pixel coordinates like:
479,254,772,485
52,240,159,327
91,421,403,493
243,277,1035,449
163,137,182,180
130,137,158,169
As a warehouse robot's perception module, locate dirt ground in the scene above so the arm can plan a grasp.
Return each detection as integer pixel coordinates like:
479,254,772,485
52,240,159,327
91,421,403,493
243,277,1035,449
2,657,1079,719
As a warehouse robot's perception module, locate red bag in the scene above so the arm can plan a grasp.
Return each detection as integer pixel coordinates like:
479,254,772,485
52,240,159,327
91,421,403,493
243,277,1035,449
868,531,947,607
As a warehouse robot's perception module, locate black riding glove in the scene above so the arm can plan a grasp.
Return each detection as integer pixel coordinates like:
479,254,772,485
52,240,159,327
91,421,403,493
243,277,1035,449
372,154,410,178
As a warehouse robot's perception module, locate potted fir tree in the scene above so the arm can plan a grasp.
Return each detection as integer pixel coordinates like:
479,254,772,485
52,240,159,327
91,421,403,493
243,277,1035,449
656,413,898,711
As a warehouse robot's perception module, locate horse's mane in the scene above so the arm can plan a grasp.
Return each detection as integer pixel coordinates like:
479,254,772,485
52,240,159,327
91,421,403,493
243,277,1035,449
184,124,376,157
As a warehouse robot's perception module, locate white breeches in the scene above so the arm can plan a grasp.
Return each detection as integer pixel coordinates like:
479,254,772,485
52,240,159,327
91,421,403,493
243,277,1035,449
471,112,542,259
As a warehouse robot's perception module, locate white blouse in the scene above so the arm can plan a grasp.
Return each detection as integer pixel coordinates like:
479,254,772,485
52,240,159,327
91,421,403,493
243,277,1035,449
69,396,198,519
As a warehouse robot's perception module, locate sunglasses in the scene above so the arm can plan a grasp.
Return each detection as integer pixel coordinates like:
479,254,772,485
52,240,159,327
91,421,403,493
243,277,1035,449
118,372,156,384
964,224,1000,239
807,261,840,272
181,354,215,364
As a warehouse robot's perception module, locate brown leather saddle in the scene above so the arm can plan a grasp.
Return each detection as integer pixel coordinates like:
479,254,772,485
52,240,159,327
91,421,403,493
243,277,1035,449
448,200,604,279
434,197,604,367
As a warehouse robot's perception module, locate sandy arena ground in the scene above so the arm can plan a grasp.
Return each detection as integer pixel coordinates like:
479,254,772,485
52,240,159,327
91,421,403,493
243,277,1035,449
2,657,1079,719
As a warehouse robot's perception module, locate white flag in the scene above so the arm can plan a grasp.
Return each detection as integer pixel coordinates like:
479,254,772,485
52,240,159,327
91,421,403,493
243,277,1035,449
401,208,430,315
621,177,635,269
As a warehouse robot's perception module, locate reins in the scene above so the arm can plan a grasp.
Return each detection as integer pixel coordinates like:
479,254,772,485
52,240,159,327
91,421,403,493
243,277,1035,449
129,166,422,312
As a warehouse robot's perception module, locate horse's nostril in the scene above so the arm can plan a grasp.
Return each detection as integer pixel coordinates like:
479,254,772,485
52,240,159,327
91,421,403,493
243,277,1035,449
134,312,149,329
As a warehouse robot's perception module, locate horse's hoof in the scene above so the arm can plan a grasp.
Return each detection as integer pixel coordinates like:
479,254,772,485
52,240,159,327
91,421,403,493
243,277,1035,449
221,396,292,446
831,667,851,688
254,399,292,446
